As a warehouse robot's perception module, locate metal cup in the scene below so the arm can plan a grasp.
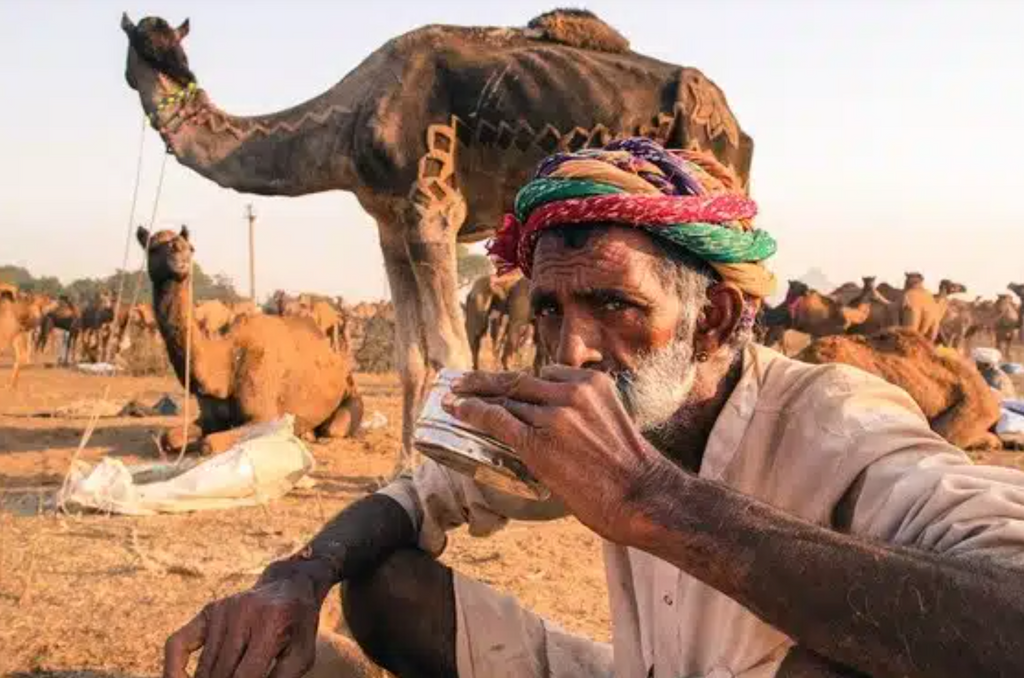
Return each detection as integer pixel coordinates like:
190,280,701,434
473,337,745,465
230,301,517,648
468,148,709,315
413,368,551,500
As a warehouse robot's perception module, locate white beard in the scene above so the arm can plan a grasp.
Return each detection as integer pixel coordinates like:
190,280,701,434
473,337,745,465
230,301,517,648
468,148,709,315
617,338,697,434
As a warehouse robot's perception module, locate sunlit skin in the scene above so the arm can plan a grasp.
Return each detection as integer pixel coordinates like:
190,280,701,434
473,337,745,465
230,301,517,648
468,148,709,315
450,226,746,474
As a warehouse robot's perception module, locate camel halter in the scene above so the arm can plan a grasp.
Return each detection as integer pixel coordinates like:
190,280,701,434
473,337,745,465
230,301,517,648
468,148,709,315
149,81,199,149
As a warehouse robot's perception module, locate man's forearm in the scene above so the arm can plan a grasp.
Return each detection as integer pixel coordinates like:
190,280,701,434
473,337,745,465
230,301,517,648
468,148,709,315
260,493,416,598
630,465,1024,678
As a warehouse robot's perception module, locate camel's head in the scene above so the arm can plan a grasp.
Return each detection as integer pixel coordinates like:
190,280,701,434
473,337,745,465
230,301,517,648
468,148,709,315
903,272,924,289
137,225,194,283
784,280,809,303
939,279,967,295
862,276,877,289
121,13,194,95
1008,282,1024,300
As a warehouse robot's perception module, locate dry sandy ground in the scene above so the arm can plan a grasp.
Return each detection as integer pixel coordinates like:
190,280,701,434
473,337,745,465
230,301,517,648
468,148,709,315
0,366,608,678
2,362,1023,678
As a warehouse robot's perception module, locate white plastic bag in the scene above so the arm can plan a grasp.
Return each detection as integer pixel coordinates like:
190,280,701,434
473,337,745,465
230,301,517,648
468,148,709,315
58,415,315,515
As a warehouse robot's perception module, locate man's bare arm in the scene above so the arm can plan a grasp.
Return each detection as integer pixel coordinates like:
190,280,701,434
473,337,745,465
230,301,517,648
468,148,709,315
164,493,415,678
630,466,1024,678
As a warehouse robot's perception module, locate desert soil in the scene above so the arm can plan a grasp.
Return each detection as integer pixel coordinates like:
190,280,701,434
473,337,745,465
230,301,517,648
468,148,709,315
2,362,1022,678
0,366,608,678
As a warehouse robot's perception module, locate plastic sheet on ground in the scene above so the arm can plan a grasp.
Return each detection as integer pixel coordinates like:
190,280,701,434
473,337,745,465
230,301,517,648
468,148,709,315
997,400,1024,436
57,415,316,515
74,362,121,375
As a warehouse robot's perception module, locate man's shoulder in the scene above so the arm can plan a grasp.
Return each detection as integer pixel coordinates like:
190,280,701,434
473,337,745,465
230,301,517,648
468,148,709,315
752,345,928,437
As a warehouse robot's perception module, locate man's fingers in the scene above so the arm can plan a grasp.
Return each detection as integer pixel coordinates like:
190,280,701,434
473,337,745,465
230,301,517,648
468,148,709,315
164,607,209,678
233,633,296,678
193,604,229,678
453,370,566,404
445,395,527,447
208,622,250,678
538,364,600,383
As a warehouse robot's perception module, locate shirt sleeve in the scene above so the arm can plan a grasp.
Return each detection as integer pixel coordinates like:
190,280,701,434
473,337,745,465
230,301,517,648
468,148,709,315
377,458,569,556
842,394,1024,567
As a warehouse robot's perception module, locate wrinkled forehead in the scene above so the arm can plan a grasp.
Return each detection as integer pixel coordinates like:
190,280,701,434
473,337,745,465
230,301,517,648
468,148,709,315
530,225,666,292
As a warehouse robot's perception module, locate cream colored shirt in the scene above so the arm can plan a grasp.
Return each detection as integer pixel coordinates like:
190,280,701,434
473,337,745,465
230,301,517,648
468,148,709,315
381,345,1024,677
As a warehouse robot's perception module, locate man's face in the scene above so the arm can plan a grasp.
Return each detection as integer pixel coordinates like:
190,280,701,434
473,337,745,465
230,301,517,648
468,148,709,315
530,227,699,431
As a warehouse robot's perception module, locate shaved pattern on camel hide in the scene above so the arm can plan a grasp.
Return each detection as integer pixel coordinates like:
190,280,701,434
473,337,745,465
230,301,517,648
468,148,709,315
411,95,743,216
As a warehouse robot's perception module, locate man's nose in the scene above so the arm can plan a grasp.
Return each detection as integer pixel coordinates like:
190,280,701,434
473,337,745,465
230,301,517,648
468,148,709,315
554,316,603,368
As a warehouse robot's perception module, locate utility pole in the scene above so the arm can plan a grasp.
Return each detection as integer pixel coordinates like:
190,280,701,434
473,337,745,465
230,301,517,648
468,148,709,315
245,204,257,302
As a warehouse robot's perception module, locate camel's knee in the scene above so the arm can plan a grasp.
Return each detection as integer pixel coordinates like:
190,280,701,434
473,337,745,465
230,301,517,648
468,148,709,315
342,549,456,677
319,392,364,439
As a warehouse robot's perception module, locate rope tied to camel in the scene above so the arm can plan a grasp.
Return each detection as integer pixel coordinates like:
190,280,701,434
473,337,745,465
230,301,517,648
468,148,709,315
488,137,778,298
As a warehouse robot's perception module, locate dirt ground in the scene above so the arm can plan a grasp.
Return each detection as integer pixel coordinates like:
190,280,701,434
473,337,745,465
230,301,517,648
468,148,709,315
0,365,608,678
2,357,1023,678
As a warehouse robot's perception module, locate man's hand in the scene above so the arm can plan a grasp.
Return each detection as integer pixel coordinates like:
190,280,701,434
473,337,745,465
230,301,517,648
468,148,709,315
164,566,324,678
445,366,676,546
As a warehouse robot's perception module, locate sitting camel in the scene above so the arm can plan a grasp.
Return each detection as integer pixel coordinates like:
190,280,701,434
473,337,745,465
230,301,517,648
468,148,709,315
138,226,363,454
845,277,897,335
194,299,234,337
798,328,1001,450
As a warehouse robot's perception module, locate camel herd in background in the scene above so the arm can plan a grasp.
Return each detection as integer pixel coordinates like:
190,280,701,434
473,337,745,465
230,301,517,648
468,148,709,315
0,276,395,388
757,273,1024,357
3,265,1023,452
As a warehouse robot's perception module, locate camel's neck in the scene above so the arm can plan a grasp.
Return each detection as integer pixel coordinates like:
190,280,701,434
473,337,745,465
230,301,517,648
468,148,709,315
152,277,215,393
138,76,360,196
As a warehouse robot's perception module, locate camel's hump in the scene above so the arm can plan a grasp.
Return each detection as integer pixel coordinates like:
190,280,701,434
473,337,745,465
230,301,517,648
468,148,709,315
526,9,630,53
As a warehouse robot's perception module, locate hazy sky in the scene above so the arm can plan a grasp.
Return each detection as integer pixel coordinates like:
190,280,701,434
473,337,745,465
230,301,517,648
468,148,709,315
1,0,1021,303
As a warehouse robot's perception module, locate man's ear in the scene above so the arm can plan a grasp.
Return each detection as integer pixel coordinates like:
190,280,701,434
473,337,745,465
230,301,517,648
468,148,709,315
694,282,744,356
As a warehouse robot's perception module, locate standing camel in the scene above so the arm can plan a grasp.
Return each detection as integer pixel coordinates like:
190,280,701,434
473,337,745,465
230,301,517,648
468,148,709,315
0,290,55,386
121,9,753,474
37,296,83,365
1010,282,1024,349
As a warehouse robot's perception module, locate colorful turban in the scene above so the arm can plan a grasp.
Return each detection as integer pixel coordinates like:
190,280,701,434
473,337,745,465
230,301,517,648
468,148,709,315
486,138,777,298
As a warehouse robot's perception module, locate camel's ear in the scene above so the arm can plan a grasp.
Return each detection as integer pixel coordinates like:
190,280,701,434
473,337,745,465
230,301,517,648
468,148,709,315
175,18,190,41
180,225,190,241
121,12,135,36
136,226,150,249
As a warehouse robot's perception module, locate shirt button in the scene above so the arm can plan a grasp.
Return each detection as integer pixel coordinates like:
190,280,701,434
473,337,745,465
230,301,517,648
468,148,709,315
662,594,673,606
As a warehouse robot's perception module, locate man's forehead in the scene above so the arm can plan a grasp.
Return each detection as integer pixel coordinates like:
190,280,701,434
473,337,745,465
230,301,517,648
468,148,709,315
530,226,665,290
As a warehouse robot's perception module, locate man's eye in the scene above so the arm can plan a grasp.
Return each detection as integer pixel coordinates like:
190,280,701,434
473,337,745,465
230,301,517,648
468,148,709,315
601,299,629,312
536,304,559,318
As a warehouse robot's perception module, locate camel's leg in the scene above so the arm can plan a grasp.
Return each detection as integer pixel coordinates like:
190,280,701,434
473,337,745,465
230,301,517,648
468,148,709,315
317,391,365,439
406,207,473,373
8,335,22,389
161,422,203,454
377,218,430,478
200,428,251,455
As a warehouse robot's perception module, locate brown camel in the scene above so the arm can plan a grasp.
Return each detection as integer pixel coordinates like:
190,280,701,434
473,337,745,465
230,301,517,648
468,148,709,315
0,290,55,386
937,297,976,353
138,226,364,454
898,273,964,342
798,328,1001,450
37,296,83,365
1010,282,1024,346
782,280,872,337
845,276,897,335
990,293,1020,357
464,272,522,369
121,9,753,475
78,291,117,361
194,299,234,337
